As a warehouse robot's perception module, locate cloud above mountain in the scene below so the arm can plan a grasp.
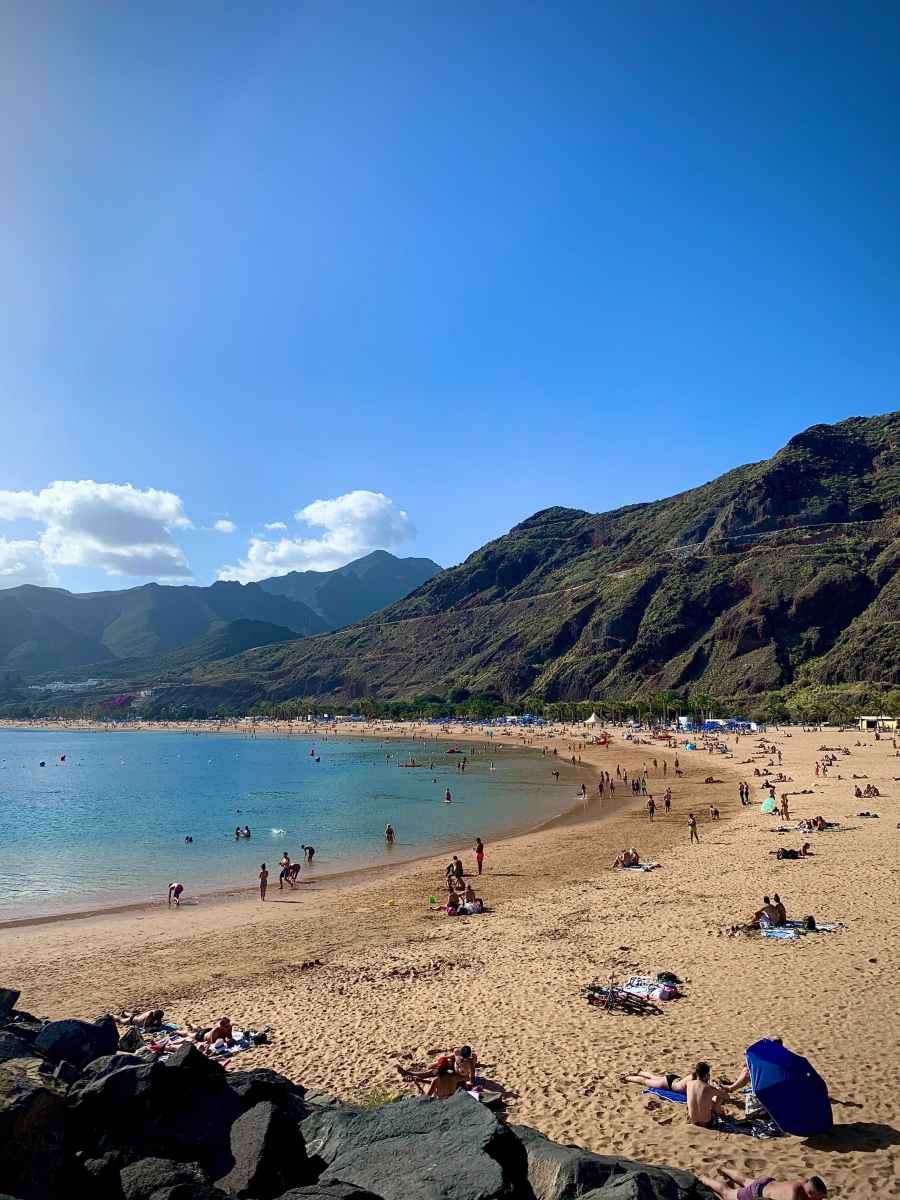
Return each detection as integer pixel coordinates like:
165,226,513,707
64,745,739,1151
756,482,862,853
219,490,416,582
0,480,193,584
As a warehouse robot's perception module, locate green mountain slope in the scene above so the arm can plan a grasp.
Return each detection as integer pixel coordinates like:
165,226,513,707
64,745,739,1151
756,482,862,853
0,580,327,672
258,550,442,628
185,413,899,707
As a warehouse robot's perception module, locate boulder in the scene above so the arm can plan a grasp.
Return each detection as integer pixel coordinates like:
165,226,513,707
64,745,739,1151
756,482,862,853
276,1186,384,1200
0,1031,40,1065
303,1092,530,1200
120,1157,209,1200
35,1015,119,1068
81,1053,149,1081
0,1015,43,1045
216,1101,310,1199
513,1125,705,1200
70,1055,243,1178
0,1056,69,1200
53,1060,80,1086
0,988,20,1013
163,1042,227,1082
227,1068,309,1121
148,1188,230,1200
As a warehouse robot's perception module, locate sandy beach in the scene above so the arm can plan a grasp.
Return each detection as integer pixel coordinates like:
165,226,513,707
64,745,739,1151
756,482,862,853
2,721,898,1197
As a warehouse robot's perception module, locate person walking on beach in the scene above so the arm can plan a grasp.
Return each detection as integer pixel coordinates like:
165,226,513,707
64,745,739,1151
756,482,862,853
474,837,484,874
279,852,293,890
258,863,268,900
664,788,672,814
647,795,656,821
688,813,700,843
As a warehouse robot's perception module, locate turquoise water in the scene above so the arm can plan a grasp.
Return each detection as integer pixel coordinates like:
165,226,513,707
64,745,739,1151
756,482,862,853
0,729,584,919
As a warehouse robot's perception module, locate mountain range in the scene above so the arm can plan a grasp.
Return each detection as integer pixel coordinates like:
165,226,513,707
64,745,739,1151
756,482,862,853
175,412,899,711
0,551,441,678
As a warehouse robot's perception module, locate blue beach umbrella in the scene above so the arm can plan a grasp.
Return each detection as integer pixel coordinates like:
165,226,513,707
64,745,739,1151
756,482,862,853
746,1038,833,1136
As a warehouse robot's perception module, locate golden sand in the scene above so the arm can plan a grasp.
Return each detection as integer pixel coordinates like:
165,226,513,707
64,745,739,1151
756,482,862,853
2,722,898,1197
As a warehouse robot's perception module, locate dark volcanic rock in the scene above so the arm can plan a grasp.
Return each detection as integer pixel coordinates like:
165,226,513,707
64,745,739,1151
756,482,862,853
35,1015,119,1068
148,1188,231,1200
276,1186,383,1200
303,1092,529,1200
0,1031,41,1065
0,988,20,1013
227,1067,309,1121
216,1100,309,1198
0,1014,43,1045
514,1124,706,1200
81,1053,149,1081
0,1056,68,1200
120,1157,209,1200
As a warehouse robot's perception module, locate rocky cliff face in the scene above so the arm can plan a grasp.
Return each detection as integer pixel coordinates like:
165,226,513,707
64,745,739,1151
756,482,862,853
181,413,898,706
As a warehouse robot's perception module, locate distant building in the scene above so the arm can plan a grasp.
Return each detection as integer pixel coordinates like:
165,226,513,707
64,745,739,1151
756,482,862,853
858,715,898,731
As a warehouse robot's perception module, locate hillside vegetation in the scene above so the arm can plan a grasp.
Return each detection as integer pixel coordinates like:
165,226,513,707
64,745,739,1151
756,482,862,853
180,414,899,712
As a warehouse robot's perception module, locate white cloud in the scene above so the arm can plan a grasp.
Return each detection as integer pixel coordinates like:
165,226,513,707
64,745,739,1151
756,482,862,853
263,521,287,532
0,480,192,579
0,537,57,588
213,519,237,534
219,490,415,582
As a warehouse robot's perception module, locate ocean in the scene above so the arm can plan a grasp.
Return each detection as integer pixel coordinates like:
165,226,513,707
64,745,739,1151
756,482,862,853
0,728,584,919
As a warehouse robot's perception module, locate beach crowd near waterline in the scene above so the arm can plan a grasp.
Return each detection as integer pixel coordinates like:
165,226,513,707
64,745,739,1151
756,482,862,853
1,718,899,1197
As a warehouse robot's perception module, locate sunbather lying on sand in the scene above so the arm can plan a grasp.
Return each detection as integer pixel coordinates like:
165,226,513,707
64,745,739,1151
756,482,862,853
623,1068,688,1093
121,1008,164,1029
695,1168,827,1200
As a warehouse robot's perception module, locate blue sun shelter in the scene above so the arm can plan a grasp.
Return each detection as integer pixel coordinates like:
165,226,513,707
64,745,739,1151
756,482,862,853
746,1038,833,1135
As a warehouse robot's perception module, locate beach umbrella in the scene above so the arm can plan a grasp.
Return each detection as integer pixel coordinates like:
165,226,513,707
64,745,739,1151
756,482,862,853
746,1038,832,1136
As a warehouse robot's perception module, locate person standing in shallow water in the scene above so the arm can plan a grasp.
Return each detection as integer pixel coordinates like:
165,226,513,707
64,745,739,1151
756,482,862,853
384,824,395,845
258,863,268,900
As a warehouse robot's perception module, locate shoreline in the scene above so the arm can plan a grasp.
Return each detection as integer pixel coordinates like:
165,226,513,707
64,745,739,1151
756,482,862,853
0,718,632,928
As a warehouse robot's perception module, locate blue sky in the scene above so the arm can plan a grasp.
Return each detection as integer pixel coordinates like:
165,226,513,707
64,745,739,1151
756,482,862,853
1,1,898,591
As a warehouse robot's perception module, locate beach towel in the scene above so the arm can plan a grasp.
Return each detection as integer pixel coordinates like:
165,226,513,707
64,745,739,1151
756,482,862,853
643,1087,685,1104
623,863,661,872
784,919,840,932
762,927,802,940
623,976,679,1000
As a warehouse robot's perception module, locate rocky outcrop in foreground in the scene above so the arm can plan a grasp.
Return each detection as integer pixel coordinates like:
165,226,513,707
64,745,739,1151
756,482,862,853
0,989,713,1200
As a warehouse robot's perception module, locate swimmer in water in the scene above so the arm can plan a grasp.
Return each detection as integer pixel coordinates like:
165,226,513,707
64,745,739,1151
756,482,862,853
444,788,452,804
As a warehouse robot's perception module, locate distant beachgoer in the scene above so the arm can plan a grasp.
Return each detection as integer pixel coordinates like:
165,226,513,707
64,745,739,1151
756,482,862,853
184,835,193,843
688,813,700,843
168,882,184,907
302,843,315,864
696,1169,827,1200
453,855,464,882
288,861,301,883
454,1044,478,1083
243,825,251,838
235,826,242,839
647,796,656,821
552,770,560,781
259,864,268,900
474,837,484,874
385,824,395,845
664,789,672,814
279,852,293,890
444,788,452,804
427,1063,465,1099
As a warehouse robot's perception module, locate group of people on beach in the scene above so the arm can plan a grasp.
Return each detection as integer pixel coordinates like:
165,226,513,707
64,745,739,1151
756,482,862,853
257,845,316,899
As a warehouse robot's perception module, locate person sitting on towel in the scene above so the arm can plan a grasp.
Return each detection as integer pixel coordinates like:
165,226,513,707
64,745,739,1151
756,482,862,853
203,1016,234,1045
